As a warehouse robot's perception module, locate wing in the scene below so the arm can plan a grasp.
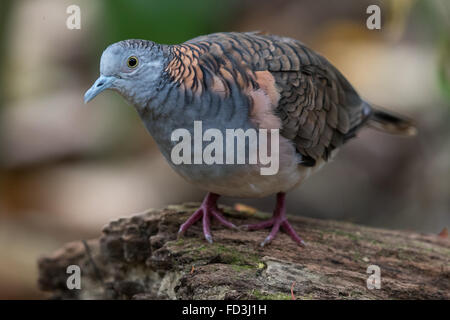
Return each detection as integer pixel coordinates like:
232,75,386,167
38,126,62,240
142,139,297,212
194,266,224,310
253,33,370,161
174,32,370,162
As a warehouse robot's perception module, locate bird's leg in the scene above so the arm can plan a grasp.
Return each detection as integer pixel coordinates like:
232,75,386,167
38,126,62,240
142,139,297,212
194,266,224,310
242,192,306,247
178,192,237,243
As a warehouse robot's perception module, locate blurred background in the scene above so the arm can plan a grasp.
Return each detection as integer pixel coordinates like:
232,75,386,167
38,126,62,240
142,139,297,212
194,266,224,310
0,0,449,299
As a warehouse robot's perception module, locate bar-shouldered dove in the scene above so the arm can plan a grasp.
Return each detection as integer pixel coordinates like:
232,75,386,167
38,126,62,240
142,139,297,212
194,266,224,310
85,32,416,246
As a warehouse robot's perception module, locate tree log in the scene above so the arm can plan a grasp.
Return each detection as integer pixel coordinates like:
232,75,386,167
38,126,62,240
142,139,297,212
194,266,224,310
38,203,449,299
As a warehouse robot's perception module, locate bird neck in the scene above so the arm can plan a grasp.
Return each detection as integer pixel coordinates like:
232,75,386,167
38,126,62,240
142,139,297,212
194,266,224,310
120,44,172,112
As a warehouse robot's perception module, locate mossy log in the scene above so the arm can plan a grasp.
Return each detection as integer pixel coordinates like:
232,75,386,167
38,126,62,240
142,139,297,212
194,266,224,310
38,203,449,299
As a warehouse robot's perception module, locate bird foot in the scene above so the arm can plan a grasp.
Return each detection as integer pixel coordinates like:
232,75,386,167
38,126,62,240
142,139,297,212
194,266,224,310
242,218,306,247
241,193,306,247
178,193,237,243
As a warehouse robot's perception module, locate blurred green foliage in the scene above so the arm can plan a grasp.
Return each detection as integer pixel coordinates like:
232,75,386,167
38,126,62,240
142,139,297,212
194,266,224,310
0,0,13,164
0,0,13,108
438,37,450,101
100,0,236,46
95,0,449,103
417,0,450,102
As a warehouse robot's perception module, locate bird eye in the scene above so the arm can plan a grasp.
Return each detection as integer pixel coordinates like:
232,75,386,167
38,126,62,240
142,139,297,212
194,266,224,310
127,56,138,68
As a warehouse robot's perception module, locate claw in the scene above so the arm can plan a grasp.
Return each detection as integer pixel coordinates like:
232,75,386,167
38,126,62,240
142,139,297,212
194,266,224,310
205,234,213,244
178,193,235,243
260,235,273,247
238,224,250,231
244,192,306,247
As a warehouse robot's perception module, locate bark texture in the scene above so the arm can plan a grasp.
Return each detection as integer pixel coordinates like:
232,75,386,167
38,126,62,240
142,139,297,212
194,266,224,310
38,203,450,300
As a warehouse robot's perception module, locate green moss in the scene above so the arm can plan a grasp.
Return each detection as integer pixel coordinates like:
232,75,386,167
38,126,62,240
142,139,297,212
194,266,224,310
231,264,255,272
352,252,362,262
209,243,261,267
173,238,185,246
368,238,383,246
250,289,291,300
410,240,450,256
169,238,263,269
348,290,364,298
333,230,360,242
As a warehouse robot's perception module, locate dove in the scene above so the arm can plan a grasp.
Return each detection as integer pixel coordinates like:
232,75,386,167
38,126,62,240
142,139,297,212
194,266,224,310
84,32,416,246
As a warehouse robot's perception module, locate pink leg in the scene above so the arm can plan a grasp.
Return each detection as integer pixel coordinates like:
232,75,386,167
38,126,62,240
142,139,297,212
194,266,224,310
242,192,306,247
178,193,237,243
244,218,275,231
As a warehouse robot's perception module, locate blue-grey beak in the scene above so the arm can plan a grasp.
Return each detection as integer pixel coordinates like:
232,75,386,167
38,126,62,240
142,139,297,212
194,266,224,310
84,75,115,103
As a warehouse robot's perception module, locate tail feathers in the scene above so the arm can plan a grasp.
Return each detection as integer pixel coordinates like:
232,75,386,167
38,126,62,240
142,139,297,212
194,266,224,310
368,107,417,136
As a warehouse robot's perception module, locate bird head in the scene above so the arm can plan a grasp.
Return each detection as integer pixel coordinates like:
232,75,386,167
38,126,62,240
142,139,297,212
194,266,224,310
84,40,164,106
